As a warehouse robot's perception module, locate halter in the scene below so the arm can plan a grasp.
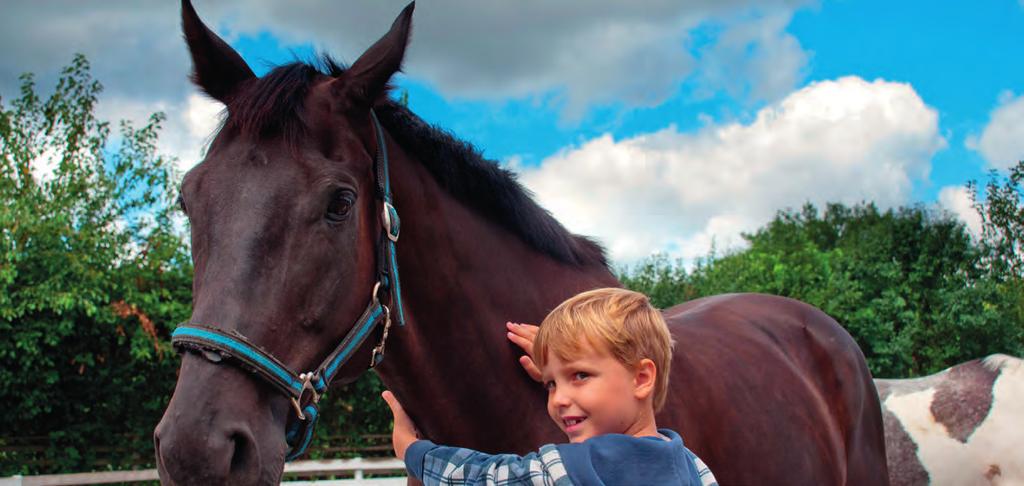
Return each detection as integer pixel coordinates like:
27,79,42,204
171,110,406,461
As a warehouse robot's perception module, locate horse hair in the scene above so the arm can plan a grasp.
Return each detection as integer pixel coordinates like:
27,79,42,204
981,353,1022,373
219,55,608,268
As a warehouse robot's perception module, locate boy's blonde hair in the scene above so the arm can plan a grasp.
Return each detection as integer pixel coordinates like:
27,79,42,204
533,287,675,412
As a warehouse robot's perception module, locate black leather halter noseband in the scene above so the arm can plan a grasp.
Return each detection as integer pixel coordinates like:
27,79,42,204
171,110,405,461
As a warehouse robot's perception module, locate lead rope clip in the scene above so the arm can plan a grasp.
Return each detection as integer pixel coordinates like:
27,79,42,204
370,305,392,368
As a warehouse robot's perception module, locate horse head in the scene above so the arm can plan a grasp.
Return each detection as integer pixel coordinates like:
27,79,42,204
154,2,414,484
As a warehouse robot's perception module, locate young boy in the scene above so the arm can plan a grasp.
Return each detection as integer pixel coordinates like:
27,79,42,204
382,288,717,485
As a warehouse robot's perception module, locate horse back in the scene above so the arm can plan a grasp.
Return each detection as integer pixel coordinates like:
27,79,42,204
658,293,889,485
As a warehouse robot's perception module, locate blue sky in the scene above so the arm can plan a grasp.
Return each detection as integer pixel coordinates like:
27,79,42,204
2,1,1023,264
790,0,1024,199
233,0,1024,199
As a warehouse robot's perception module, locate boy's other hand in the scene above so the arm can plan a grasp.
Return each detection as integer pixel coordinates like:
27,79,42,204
382,390,419,460
506,322,542,382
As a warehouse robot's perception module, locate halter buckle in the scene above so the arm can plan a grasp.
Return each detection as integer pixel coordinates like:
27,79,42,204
289,372,321,420
382,202,400,242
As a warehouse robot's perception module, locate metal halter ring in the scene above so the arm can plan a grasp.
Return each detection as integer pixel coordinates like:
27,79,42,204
372,281,383,305
289,372,321,420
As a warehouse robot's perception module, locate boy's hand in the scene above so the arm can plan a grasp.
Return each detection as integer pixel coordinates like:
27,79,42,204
381,390,419,460
506,322,542,382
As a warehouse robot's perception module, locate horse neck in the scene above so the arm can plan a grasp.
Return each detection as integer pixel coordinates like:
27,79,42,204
375,141,619,451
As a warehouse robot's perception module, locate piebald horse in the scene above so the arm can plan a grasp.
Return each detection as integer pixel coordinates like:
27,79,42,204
878,354,1024,486
154,2,890,484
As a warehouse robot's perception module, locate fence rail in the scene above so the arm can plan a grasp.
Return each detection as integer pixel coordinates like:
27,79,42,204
0,434,392,469
0,457,406,485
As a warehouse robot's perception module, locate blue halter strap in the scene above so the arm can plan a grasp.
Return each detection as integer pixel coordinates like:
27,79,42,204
171,109,405,461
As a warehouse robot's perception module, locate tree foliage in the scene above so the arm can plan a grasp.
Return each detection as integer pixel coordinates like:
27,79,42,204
0,54,192,474
622,202,1023,378
969,162,1024,325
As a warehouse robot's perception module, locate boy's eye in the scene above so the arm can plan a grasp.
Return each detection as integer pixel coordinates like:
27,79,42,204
573,372,590,381
544,381,555,391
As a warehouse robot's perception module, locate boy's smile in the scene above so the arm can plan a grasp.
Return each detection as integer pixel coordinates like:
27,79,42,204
562,416,587,431
541,343,657,443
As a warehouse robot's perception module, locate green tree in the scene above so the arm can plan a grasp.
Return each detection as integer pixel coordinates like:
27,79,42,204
619,253,693,309
969,162,1024,326
622,202,1022,378
0,54,192,474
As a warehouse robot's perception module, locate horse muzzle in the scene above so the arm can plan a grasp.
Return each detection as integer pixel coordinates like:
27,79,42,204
154,353,287,486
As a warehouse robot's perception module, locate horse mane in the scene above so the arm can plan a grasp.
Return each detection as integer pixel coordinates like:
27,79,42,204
981,353,1023,373
220,56,608,268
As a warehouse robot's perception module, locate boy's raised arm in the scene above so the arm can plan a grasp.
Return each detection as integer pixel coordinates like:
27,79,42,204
404,440,571,486
383,388,570,485
381,390,419,460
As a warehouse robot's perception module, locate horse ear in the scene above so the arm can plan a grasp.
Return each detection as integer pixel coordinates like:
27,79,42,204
181,0,255,104
341,2,415,106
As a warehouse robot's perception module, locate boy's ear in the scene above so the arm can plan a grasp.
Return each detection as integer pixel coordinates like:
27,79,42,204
633,359,657,401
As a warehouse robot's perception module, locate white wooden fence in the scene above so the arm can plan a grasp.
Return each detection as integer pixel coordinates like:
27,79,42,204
0,457,407,485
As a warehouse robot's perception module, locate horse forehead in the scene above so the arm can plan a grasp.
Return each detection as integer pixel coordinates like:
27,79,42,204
306,78,338,115
246,144,319,179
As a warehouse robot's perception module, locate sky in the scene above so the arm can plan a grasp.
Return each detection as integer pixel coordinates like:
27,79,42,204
3,1,1024,266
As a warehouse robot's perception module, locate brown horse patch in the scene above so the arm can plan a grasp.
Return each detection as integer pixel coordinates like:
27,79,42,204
881,406,930,485
929,359,999,442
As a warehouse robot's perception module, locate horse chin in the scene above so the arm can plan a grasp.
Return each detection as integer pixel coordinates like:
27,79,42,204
155,353,291,486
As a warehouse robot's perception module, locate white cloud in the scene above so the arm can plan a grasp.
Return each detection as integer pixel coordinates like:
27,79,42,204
966,91,1024,170
694,11,809,104
29,146,61,184
937,185,982,237
518,76,946,263
20,91,218,186
0,2,188,104
184,94,224,142
1,1,811,121
213,0,812,117
95,93,222,174
163,94,224,172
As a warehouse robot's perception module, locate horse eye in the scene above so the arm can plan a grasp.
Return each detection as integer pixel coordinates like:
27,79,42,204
326,190,356,223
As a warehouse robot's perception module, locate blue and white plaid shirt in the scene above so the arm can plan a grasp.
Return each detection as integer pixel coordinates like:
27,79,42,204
417,443,573,486
405,430,718,486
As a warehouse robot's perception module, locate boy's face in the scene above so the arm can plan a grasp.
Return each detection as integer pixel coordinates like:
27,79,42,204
541,343,650,443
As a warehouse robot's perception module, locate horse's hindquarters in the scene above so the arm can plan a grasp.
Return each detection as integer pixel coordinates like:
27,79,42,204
661,293,890,485
155,353,289,486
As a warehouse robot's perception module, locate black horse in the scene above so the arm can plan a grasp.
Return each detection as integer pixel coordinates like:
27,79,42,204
155,2,890,484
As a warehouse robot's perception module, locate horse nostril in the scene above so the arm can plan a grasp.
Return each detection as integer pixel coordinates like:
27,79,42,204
229,430,259,477
153,433,161,468
154,414,263,485
153,422,168,474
